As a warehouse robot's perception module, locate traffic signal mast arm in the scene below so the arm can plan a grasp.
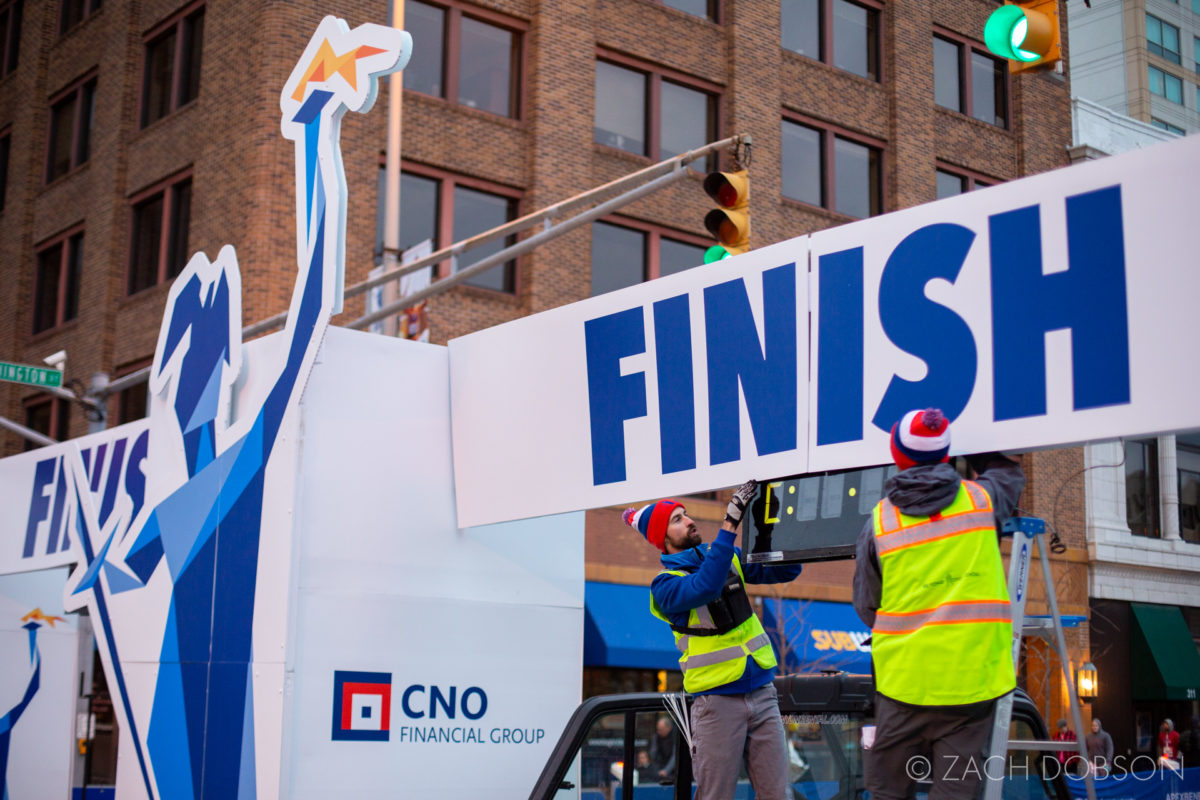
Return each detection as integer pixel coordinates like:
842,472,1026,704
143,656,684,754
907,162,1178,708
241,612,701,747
90,135,753,414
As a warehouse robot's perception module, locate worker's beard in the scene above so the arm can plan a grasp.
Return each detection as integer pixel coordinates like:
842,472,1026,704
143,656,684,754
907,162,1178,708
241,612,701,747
679,525,702,550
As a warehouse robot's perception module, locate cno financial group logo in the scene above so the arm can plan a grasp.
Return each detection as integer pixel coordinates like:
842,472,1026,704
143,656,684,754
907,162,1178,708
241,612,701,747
330,673,545,747
331,671,393,742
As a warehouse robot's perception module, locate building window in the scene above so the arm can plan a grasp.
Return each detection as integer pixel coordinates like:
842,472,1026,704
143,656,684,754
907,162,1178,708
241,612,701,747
45,74,96,183
377,164,521,293
935,165,994,199
23,397,69,450
403,0,524,119
1125,438,1160,538
453,184,517,292
33,227,83,334
590,219,708,297
933,32,1008,128
127,171,192,295
112,361,151,424
1146,14,1181,64
1194,37,1199,74
781,116,882,219
1148,65,1184,104
0,0,21,77
141,4,204,127
660,0,717,21
0,127,10,213
781,0,881,81
59,0,101,35
1150,117,1185,134
1177,434,1200,544
594,56,718,166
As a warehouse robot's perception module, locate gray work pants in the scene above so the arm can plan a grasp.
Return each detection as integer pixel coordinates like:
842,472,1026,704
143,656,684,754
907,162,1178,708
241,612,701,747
690,684,789,800
865,693,998,800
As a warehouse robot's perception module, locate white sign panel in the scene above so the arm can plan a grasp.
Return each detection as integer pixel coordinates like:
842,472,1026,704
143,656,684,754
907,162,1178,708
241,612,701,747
286,327,583,800
450,242,811,528
807,133,1198,471
449,134,1200,528
0,421,149,577
0,572,78,800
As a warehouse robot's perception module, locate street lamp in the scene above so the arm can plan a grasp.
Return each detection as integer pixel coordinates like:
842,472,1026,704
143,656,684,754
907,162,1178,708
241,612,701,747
1076,661,1098,700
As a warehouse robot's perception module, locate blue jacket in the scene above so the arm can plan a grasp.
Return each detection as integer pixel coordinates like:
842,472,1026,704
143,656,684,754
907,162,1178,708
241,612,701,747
652,529,803,695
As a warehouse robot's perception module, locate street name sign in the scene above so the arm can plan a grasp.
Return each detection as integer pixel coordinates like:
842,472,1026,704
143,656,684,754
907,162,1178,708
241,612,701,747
0,361,63,389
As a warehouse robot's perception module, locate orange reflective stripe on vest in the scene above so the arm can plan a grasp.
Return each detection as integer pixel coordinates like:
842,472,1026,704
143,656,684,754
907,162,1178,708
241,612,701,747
875,508,996,555
873,599,1013,634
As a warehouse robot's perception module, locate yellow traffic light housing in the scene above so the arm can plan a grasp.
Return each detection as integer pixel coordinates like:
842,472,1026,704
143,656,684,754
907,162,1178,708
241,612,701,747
984,0,1061,73
702,170,750,263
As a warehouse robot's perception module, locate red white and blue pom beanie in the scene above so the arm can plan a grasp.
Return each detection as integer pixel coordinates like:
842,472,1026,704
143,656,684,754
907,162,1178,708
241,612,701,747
622,500,683,553
890,408,951,472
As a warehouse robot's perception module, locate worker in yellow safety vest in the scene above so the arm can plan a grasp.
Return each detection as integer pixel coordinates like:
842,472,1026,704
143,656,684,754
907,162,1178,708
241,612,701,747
624,481,802,800
853,408,1024,800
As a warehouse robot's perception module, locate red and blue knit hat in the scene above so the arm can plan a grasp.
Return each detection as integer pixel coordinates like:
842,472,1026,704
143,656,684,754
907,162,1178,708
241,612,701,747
622,500,683,553
890,408,951,471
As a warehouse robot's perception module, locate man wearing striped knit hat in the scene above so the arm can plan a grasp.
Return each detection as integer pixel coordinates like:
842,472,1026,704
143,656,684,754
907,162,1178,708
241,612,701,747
853,408,1025,800
624,482,802,800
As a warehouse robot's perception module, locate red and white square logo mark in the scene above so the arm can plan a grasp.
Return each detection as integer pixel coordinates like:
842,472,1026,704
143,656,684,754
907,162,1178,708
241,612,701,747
332,671,392,741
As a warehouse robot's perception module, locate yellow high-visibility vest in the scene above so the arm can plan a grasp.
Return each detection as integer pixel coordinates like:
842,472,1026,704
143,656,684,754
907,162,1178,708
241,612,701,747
871,480,1015,706
650,556,776,693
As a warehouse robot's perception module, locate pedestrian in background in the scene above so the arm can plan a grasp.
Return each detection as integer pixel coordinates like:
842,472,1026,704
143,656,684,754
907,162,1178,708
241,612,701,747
1159,718,1181,766
1086,718,1114,776
1054,719,1079,774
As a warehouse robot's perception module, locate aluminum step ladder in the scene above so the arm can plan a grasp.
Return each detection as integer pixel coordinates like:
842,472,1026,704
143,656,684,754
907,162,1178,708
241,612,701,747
981,516,1096,800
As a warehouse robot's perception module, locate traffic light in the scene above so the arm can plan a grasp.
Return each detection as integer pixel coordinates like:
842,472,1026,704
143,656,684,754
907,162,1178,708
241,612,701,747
984,0,1061,73
702,170,750,263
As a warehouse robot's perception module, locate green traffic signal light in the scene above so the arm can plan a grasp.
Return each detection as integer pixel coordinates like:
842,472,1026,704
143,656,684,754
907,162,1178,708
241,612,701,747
704,245,732,264
984,4,1054,63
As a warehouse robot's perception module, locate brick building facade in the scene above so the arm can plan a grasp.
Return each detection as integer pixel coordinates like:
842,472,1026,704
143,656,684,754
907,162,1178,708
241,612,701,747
1,0,1088,718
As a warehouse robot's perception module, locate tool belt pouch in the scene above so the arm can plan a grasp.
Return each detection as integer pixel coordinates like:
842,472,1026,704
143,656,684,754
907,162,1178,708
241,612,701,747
671,569,754,636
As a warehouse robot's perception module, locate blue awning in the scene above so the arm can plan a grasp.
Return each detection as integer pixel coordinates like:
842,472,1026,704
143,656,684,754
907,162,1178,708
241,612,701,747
761,598,872,675
584,581,680,670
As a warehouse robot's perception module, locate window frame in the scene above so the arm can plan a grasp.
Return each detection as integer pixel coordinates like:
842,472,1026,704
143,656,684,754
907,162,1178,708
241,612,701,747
139,1,204,128
126,168,194,296
402,0,527,120
1176,436,1200,544
59,0,101,37
594,48,721,166
1125,437,1161,539
0,0,22,78
111,358,152,425
44,70,97,184
1150,117,1184,134
935,162,997,198
1148,64,1184,104
932,27,1011,130
781,111,886,220
589,215,712,297
0,125,10,213
657,0,719,23
22,395,70,449
32,224,84,335
1146,13,1182,64
385,159,524,295
781,0,884,83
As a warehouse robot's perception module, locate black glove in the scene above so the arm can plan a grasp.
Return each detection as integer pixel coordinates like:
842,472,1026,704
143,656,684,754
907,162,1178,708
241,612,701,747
725,480,758,527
